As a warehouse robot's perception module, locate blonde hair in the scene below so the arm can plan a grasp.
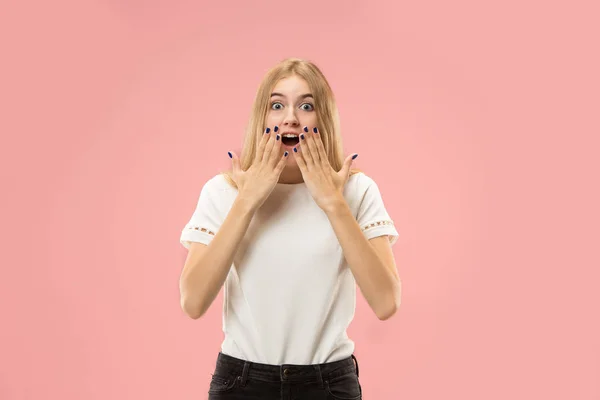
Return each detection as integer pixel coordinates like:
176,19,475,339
222,57,361,188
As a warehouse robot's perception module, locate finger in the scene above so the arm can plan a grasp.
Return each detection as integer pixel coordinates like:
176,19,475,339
275,150,289,173
262,126,279,163
229,151,240,173
255,127,271,164
269,128,283,166
299,126,314,166
339,153,357,180
312,127,329,168
305,126,321,163
292,145,308,173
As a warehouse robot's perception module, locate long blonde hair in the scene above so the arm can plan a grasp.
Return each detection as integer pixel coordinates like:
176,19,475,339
222,58,361,188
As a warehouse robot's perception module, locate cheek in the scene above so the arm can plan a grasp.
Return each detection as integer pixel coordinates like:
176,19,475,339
302,113,318,128
265,113,277,126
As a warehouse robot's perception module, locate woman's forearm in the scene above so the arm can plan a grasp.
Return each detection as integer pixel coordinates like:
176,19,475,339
179,196,257,319
323,197,401,320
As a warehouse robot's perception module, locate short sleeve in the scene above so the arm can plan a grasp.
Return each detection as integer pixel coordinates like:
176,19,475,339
356,178,399,246
179,176,226,250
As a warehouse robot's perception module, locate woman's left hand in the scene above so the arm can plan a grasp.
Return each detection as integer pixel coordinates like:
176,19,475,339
292,126,358,211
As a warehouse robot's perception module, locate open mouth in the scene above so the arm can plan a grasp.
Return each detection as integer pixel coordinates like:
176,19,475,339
281,134,300,146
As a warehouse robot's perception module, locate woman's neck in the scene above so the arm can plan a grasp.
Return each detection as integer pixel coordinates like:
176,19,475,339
278,166,304,184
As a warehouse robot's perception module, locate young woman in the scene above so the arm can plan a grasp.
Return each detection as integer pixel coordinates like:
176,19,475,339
179,58,401,400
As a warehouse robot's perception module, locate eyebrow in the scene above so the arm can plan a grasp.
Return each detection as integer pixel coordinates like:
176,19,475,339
270,92,314,100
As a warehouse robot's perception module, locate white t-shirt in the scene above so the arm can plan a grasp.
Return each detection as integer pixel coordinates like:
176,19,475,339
179,172,399,365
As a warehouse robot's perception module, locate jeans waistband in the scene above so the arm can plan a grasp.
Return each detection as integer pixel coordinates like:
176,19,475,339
213,352,360,386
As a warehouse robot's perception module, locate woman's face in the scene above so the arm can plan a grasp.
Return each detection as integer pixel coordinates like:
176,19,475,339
265,75,318,167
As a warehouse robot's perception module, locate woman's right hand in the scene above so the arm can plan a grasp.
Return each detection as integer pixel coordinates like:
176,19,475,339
228,126,289,211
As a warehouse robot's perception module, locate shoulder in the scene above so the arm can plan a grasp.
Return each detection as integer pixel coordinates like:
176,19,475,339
346,171,377,192
201,173,237,195
342,171,378,209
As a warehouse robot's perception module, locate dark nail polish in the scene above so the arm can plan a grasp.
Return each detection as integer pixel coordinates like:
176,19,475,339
300,134,305,140
293,147,298,152
284,151,289,157
265,127,270,134
274,126,279,132
303,126,308,132
352,154,358,160
228,151,232,159
276,134,280,141
313,127,318,133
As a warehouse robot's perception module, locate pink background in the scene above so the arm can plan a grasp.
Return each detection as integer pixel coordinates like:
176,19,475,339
1,0,599,399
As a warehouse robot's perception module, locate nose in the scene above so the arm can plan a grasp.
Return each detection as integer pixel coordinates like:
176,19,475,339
282,107,299,127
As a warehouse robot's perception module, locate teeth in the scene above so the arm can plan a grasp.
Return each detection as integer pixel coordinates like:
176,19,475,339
283,134,298,138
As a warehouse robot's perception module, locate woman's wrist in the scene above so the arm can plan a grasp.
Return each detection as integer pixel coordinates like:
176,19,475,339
320,194,348,215
233,194,260,216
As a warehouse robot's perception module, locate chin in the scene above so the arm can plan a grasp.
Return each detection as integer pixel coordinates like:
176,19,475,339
285,156,298,167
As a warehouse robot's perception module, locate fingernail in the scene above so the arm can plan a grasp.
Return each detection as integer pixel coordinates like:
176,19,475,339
274,126,279,132
284,151,289,157
228,151,232,159
265,127,270,134
293,147,298,152
276,134,280,141
352,154,358,160
313,127,318,133
303,126,308,132
300,134,305,140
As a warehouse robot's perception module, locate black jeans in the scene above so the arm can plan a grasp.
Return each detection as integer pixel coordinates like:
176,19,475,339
207,352,363,399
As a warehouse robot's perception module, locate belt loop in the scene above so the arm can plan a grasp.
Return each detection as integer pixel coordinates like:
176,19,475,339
351,354,359,378
315,364,324,389
239,361,250,387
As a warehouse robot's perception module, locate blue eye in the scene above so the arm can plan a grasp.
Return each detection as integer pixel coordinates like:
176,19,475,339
271,102,314,111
